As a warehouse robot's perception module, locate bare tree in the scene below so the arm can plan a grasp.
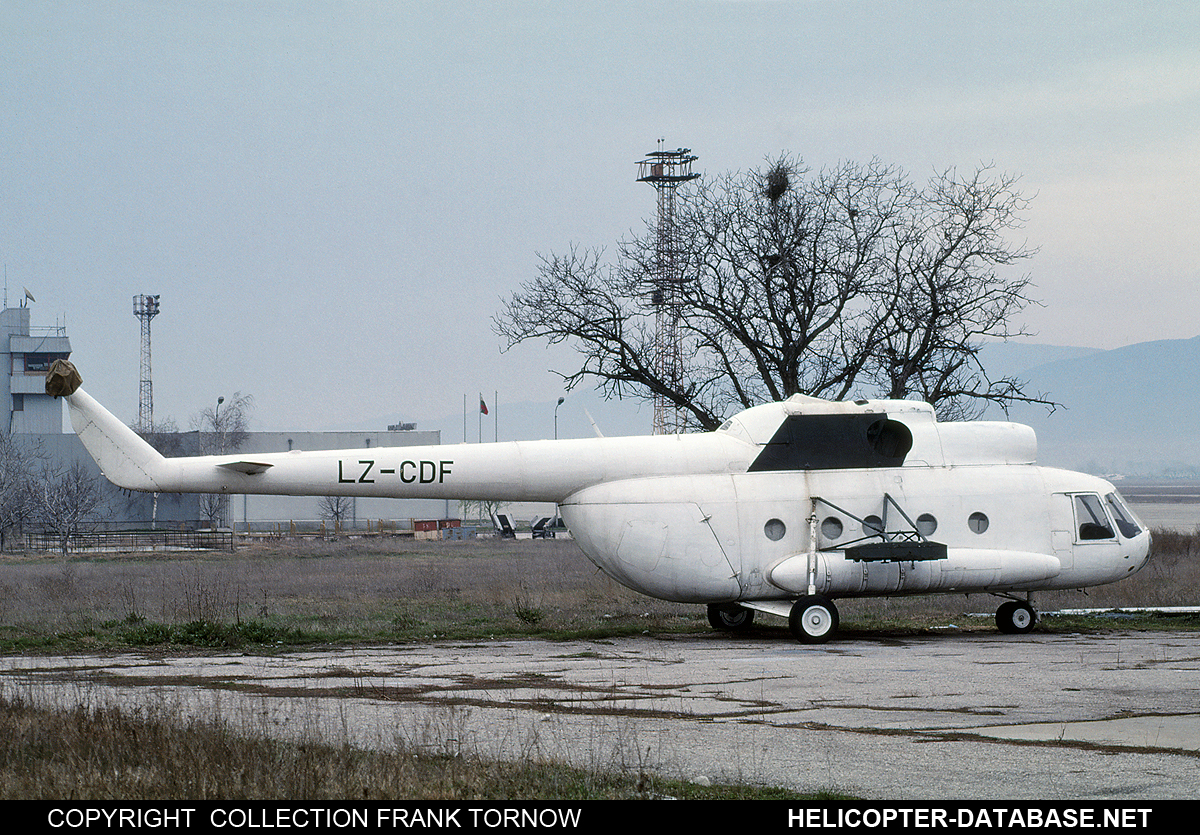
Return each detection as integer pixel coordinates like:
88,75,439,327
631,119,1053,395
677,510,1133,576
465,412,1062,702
868,165,1045,420
192,392,253,529
198,492,227,530
496,156,1052,429
318,495,353,529
0,431,41,551
459,499,503,526
30,460,105,555
136,415,188,457
192,392,253,454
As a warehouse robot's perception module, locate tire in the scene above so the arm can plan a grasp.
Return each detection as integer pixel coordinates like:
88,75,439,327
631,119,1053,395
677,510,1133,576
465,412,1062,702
707,603,755,631
996,601,1036,634
789,596,839,644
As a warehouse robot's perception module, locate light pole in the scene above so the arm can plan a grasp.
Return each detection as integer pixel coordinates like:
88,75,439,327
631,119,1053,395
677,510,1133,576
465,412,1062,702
553,397,565,527
215,396,225,528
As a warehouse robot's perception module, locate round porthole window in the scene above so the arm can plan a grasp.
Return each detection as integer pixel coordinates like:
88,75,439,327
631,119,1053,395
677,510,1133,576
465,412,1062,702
863,515,884,536
916,513,938,537
968,512,989,534
764,518,787,541
821,517,844,540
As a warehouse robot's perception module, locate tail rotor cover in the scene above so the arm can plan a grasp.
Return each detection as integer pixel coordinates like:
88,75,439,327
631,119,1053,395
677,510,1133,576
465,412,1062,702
45,359,82,397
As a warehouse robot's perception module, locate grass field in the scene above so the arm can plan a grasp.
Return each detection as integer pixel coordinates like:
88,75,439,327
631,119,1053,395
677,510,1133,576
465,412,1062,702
0,536,705,651
1,529,1196,652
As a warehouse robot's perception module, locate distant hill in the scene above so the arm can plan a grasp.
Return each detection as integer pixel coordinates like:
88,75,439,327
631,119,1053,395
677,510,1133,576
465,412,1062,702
984,336,1200,476
974,341,1104,380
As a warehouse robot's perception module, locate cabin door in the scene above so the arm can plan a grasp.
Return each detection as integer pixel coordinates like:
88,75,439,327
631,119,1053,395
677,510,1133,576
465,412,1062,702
1051,494,1074,571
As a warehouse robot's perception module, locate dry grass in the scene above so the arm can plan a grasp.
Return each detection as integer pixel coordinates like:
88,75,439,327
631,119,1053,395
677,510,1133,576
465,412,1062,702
0,527,1196,651
0,537,703,651
0,685,821,800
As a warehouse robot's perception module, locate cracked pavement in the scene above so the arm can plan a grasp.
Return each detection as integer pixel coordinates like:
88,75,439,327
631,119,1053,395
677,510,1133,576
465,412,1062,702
4,629,1199,799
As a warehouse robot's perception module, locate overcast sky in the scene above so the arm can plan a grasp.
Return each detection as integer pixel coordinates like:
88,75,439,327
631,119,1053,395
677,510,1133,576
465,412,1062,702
3,1,1197,435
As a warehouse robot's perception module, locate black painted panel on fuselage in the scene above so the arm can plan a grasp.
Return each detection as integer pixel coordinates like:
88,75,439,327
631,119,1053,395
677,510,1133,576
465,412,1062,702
845,541,948,562
747,413,913,472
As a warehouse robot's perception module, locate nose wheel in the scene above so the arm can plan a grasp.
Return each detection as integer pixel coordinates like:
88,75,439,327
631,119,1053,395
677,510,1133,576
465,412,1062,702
707,602,755,631
995,600,1037,634
789,595,839,643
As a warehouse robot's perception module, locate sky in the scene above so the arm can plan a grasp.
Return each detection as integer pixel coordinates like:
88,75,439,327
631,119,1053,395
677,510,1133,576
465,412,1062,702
3,1,1198,436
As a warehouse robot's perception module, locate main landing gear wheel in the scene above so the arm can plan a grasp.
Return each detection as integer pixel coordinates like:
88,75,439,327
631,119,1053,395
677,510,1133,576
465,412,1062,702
707,602,755,631
789,595,839,644
996,600,1037,634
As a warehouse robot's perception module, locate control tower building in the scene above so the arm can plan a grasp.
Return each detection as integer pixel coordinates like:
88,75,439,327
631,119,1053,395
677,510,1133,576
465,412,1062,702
2,303,72,434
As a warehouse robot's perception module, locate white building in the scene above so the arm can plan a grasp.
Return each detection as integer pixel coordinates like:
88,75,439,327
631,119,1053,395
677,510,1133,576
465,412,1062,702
3,305,72,434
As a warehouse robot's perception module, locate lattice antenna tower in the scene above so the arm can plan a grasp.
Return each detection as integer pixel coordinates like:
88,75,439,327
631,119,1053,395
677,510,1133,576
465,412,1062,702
637,142,699,434
132,294,161,431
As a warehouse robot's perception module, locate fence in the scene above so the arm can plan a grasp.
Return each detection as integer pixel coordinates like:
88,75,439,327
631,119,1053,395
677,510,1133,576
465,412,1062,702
9,517,495,553
247,519,413,539
19,528,235,554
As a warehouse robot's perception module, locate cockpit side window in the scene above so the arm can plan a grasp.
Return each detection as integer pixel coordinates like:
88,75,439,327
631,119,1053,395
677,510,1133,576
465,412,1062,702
1074,494,1115,541
1105,492,1143,539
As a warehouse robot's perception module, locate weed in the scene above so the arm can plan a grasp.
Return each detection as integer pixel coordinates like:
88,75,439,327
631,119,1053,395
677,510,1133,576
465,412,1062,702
122,622,175,646
512,585,546,626
0,687,827,800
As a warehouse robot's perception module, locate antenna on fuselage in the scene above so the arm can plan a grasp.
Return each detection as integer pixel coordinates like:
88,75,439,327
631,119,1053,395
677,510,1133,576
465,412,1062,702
584,408,605,438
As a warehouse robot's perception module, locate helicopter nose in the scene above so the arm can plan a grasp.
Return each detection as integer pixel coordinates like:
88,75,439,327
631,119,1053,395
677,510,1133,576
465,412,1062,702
1130,529,1152,574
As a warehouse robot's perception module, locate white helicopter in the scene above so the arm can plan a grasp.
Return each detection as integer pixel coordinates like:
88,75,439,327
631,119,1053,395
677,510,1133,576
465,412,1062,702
49,359,1151,643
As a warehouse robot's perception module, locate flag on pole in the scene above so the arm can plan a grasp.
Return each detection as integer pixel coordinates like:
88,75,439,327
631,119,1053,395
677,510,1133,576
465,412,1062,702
480,398,488,415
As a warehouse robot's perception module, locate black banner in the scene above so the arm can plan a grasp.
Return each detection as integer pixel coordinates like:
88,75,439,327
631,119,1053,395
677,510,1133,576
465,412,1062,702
9,800,1192,834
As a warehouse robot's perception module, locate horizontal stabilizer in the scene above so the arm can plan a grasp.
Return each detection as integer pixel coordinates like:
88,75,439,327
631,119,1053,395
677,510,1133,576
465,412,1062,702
217,461,274,475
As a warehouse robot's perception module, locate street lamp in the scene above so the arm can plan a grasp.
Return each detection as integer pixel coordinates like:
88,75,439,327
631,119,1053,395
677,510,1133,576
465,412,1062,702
553,396,566,527
215,396,226,529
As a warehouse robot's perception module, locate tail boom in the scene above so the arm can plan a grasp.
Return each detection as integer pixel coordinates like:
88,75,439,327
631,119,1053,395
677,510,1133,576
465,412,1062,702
66,388,172,492
63,384,756,503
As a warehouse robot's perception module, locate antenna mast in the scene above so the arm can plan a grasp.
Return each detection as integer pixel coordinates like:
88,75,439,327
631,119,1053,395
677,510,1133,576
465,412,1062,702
132,294,161,431
637,142,699,434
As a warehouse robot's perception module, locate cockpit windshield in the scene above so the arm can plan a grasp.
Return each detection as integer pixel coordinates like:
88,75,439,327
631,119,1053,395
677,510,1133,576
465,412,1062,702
1105,492,1144,539
1072,492,1144,541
